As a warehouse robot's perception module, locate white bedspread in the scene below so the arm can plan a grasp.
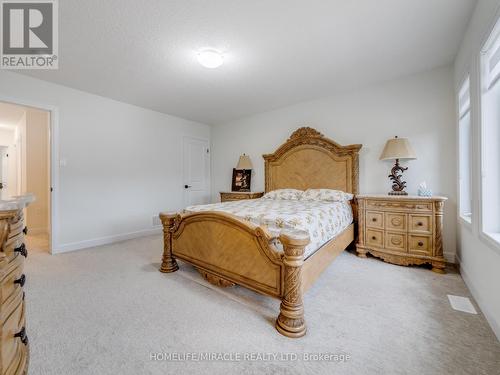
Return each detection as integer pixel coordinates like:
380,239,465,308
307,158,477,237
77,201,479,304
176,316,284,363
184,198,353,258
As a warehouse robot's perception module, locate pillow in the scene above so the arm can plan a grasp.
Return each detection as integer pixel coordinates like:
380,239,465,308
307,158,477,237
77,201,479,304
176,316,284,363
262,189,304,200
301,189,353,202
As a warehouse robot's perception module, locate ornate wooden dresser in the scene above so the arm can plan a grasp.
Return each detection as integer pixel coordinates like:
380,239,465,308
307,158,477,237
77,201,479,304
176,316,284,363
219,191,264,202
356,195,447,273
0,196,33,375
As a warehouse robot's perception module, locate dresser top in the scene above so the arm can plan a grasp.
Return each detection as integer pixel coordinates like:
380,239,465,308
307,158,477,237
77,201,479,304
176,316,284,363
356,194,447,201
0,194,35,211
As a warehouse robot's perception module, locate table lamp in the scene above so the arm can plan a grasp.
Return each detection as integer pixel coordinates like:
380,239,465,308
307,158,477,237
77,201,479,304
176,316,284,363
380,136,416,195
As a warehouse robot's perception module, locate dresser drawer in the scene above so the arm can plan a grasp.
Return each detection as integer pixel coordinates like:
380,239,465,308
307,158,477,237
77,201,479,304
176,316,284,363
0,254,24,304
409,215,432,233
385,232,407,252
385,213,406,231
8,220,24,239
1,291,26,372
3,239,26,259
365,200,433,213
366,229,384,248
366,211,384,229
409,235,432,256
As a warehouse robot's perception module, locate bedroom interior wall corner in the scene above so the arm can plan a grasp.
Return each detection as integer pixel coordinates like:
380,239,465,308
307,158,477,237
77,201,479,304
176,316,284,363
0,70,211,253
211,65,457,263
453,0,500,341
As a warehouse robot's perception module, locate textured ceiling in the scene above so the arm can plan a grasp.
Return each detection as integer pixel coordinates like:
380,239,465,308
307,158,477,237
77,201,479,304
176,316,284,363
18,0,476,124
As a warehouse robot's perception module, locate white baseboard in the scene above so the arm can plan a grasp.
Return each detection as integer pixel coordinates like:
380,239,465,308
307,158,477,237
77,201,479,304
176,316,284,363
444,251,456,264
457,255,500,342
52,227,162,254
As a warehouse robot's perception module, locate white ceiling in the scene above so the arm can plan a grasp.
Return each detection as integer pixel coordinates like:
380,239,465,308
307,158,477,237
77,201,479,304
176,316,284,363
19,0,476,124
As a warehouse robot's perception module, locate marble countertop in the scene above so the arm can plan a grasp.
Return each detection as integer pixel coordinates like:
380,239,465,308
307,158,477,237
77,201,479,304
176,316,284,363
0,194,36,211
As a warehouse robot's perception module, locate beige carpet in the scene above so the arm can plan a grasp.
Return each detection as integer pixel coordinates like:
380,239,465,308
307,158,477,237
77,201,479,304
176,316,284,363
24,235,500,375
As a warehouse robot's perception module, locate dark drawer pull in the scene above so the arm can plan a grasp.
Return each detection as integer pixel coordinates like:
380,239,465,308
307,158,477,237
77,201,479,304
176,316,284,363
417,222,424,226
23,226,28,235
14,243,27,258
418,241,424,247
372,218,377,222
14,327,28,345
371,236,377,240
14,274,26,287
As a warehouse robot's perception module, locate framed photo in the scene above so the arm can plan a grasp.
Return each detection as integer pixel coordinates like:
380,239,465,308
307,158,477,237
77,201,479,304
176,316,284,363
231,169,251,192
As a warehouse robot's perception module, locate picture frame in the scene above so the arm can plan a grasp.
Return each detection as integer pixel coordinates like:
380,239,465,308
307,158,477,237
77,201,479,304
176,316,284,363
231,169,251,192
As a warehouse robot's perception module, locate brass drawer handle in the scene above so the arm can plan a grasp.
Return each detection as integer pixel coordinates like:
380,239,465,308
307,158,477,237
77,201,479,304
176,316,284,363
14,327,28,345
418,241,424,247
14,243,27,258
23,226,28,235
14,274,26,287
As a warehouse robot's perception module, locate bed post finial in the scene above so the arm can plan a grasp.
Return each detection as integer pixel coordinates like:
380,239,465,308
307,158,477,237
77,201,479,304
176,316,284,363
159,212,179,273
276,231,309,338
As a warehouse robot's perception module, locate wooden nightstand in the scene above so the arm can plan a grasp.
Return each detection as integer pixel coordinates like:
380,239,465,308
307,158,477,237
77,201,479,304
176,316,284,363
356,194,447,273
220,191,264,202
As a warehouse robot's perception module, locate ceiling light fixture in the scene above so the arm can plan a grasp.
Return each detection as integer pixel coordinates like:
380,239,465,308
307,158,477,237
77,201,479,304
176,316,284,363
197,48,224,69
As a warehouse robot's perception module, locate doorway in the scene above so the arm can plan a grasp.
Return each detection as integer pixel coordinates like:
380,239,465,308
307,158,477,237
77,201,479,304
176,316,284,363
0,101,51,253
183,136,210,207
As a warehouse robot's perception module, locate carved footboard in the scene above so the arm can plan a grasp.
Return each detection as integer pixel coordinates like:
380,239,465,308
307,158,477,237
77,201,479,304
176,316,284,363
159,211,310,337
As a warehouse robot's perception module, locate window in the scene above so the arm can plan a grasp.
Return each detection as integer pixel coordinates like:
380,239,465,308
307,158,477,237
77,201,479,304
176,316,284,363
480,19,500,242
458,78,472,222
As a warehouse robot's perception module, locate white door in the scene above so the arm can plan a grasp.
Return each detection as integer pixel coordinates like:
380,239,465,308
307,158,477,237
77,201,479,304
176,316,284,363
183,137,210,206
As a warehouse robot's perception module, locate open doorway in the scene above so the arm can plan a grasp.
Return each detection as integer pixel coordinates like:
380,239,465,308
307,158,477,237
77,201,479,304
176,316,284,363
0,101,51,253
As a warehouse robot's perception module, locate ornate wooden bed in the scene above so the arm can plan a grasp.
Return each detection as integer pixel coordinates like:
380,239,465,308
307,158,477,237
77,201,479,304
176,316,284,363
159,127,362,338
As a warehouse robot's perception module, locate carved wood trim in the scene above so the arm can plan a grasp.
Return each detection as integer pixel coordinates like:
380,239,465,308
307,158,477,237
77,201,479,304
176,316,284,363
276,231,309,338
159,213,180,273
263,127,362,195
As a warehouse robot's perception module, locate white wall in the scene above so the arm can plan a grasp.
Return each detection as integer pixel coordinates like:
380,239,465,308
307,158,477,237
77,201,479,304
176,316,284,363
212,66,457,261
25,108,50,235
0,71,210,253
0,128,17,198
453,0,500,340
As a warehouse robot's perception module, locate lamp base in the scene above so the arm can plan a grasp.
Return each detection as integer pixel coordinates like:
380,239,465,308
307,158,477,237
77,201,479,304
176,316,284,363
388,191,408,196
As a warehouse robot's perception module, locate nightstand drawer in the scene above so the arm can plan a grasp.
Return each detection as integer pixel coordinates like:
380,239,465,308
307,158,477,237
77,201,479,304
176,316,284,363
409,215,432,233
366,229,384,248
220,192,263,202
365,200,433,212
409,235,432,255
385,232,407,252
385,213,406,231
366,211,384,229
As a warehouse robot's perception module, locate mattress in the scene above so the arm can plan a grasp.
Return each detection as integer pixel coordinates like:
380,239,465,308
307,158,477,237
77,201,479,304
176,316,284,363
185,198,353,258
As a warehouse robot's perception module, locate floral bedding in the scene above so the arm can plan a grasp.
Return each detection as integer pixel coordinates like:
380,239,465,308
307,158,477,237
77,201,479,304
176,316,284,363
184,198,353,258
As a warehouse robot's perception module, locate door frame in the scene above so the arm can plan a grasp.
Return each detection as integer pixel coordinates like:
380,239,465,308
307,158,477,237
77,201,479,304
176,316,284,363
0,95,59,254
182,135,211,207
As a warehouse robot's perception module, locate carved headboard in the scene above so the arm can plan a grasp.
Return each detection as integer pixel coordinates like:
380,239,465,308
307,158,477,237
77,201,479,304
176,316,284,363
263,127,362,194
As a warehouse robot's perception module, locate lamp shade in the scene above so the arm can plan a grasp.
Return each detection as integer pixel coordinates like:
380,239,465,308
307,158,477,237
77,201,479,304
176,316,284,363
236,154,253,169
379,137,416,161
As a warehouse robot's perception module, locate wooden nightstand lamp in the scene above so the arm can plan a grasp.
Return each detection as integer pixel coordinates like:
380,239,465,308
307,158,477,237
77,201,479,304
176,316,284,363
356,195,447,273
220,191,264,202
